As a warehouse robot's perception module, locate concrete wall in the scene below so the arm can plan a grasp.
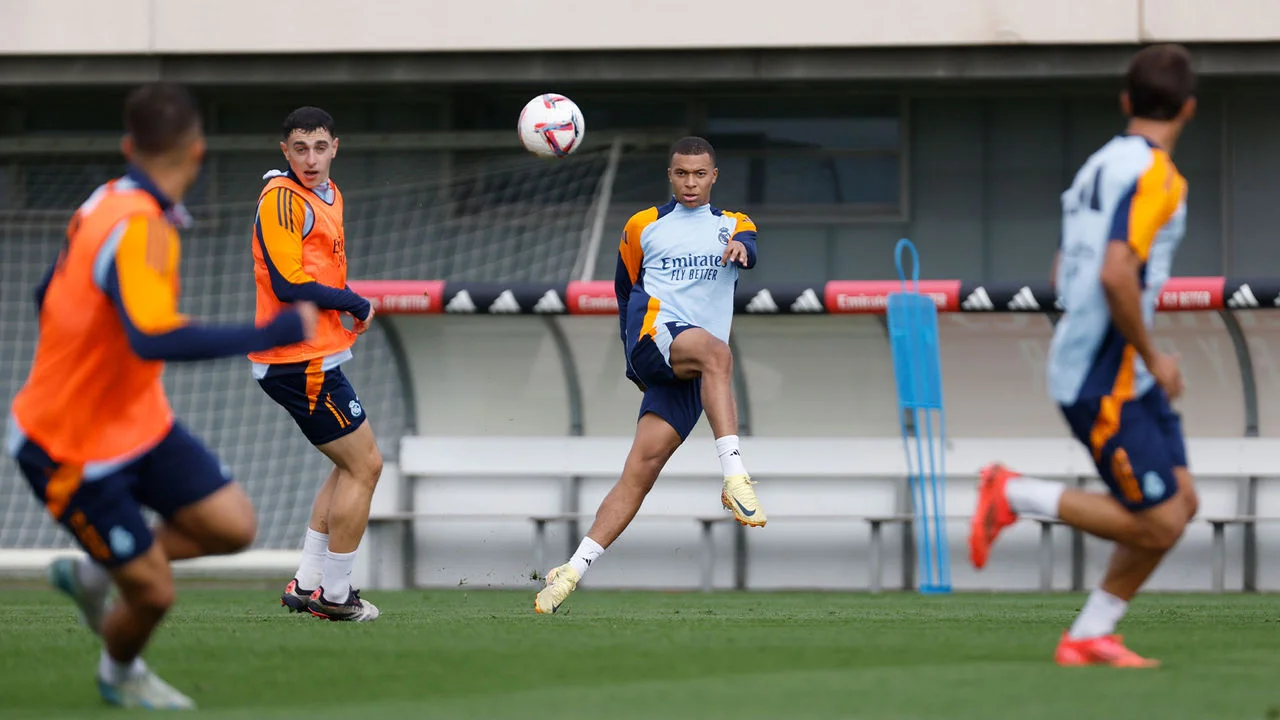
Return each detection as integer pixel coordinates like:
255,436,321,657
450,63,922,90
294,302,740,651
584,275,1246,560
6,0,1280,55
579,88,1273,285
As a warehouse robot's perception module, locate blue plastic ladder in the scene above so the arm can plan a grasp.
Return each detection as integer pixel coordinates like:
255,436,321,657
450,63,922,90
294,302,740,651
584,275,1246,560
885,239,952,594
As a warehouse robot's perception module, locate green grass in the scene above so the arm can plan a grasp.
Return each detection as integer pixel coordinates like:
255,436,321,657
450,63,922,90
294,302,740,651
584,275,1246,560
1,588,1278,719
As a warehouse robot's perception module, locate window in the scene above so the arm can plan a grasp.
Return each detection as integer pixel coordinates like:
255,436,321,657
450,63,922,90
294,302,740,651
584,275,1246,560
703,95,902,214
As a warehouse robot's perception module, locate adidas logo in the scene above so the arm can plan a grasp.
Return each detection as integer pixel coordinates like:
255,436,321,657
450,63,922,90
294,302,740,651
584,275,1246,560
489,290,522,314
961,287,994,311
790,288,823,313
1228,284,1259,308
1007,286,1040,311
445,290,476,313
532,289,565,314
745,289,778,313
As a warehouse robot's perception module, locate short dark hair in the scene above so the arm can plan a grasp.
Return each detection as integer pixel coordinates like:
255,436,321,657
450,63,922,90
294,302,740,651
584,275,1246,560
123,82,202,156
669,136,716,165
1126,43,1196,121
281,106,336,141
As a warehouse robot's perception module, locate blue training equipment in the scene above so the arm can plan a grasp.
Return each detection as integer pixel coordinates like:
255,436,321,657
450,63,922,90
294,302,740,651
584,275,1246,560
886,238,952,594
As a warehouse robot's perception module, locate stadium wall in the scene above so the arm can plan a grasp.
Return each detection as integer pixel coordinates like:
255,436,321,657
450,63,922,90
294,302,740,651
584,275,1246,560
5,0,1280,54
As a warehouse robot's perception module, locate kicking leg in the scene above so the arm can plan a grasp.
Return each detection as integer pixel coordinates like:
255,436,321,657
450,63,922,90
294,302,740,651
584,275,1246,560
308,422,383,621
535,413,683,614
667,327,765,526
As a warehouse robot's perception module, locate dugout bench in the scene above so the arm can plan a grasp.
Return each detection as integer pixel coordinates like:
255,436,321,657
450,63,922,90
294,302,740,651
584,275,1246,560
366,436,1279,593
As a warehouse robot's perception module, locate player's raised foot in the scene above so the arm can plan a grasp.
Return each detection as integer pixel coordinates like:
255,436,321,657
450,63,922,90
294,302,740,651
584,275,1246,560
534,563,580,615
306,587,380,622
969,463,1019,569
722,474,767,527
280,578,313,613
48,557,110,634
98,668,197,710
1054,632,1160,668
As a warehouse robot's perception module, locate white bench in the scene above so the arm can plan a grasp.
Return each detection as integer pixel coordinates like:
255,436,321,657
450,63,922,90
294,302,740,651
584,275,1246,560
371,436,1280,592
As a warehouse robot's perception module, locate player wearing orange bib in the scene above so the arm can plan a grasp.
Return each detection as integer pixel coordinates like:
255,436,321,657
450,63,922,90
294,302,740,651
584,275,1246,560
251,107,383,622
7,83,316,709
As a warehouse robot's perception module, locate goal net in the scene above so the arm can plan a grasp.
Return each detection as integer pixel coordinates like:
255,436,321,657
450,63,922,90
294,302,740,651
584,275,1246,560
0,139,645,569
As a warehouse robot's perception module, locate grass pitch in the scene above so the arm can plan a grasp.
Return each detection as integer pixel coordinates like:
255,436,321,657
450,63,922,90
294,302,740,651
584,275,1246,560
1,588,1277,719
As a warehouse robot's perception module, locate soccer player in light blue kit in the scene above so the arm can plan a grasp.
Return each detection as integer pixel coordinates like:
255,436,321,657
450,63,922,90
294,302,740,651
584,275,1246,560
536,137,764,613
970,44,1200,667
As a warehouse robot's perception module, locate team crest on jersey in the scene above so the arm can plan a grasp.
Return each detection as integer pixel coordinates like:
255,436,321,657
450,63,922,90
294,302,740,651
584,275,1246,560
349,399,363,418
109,526,136,558
718,227,730,245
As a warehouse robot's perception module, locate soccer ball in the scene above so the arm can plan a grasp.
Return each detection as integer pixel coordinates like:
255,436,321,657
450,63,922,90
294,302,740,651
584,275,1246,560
518,93,585,158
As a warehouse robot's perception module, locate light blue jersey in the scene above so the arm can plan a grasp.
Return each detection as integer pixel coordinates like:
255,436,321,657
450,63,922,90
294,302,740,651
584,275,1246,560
615,198,757,368
1047,135,1188,406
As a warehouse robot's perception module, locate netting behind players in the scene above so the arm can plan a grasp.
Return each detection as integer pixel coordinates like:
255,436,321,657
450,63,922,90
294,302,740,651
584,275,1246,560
0,145,619,550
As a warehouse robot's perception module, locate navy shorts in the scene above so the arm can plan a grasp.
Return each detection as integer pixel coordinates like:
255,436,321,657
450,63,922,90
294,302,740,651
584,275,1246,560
1060,387,1186,511
257,361,367,446
627,321,704,441
15,423,231,568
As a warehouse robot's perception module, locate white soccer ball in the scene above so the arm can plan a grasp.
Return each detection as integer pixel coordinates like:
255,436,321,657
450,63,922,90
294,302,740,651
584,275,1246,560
518,93,585,158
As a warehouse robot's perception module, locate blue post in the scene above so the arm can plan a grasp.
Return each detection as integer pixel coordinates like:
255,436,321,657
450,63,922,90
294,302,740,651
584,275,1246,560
886,239,952,594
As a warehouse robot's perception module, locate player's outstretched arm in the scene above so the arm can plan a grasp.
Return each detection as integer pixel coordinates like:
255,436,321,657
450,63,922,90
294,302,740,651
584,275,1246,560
256,187,372,322
101,216,311,362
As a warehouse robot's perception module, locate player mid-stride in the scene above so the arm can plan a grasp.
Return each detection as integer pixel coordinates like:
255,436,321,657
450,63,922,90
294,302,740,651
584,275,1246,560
7,83,316,709
536,136,764,614
970,44,1199,667
250,107,383,622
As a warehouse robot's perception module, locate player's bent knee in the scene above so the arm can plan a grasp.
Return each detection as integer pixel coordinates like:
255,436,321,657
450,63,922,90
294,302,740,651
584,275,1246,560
135,580,176,618
365,443,384,486
1136,513,1188,552
630,451,671,481
216,513,257,554
1182,488,1200,522
180,483,257,555
702,339,733,377
1173,468,1199,520
113,554,176,618
321,425,382,487
626,416,682,485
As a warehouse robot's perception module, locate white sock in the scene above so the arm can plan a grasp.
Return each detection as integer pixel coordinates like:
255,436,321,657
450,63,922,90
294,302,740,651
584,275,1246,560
567,537,605,578
1068,588,1129,640
75,555,112,595
295,529,328,590
98,648,146,685
1004,476,1065,518
322,549,357,604
716,435,747,477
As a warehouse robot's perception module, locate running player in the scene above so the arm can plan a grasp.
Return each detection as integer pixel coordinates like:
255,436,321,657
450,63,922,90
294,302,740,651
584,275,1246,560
969,44,1199,667
251,107,383,622
7,82,316,708
535,136,765,614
